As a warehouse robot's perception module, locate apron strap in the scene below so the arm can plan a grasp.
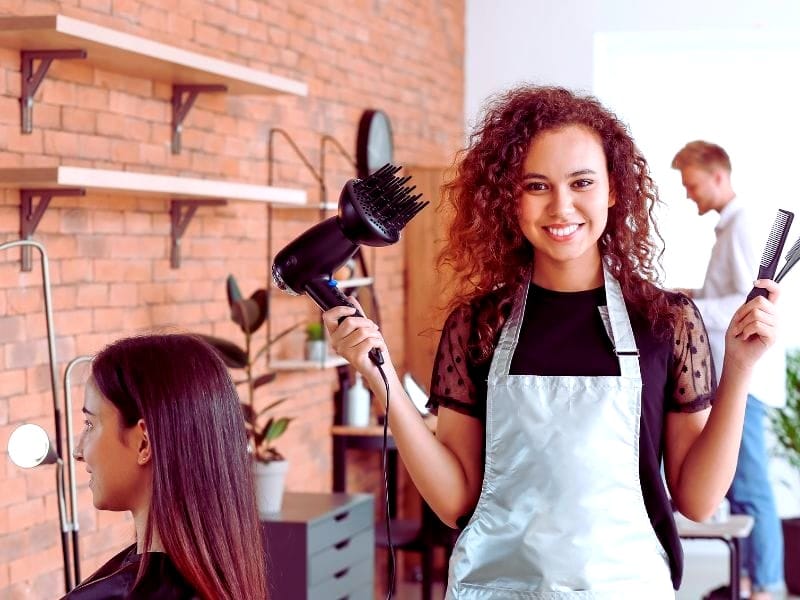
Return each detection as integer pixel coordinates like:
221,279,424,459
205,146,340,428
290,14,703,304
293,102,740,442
491,275,529,377
602,263,640,379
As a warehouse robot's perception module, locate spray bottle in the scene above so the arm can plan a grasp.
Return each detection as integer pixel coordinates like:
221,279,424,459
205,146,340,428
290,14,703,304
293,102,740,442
346,372,371,427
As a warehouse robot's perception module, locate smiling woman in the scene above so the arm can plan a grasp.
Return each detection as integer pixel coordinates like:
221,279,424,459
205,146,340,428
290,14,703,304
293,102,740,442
65,334,267,600
319,85,783,599
517,124,615,290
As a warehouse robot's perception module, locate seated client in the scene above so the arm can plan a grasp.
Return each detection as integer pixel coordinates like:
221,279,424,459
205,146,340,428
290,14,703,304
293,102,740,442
63,334,268,599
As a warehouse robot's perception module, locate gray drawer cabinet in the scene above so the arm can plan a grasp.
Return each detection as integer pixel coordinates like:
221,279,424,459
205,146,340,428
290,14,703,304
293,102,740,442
261,492,375,600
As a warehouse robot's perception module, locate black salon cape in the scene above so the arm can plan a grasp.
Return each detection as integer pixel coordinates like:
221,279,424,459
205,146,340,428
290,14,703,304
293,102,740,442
60,544,199,599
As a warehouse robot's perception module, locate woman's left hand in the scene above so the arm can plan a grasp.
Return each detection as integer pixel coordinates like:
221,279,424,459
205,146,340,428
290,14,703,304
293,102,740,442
724,279,781,371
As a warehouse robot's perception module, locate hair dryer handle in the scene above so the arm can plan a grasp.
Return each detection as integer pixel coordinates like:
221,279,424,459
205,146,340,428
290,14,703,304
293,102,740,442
304,277,385,366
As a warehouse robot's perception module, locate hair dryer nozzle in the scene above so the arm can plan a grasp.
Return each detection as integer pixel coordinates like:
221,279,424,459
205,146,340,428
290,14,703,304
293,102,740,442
339,163,429,247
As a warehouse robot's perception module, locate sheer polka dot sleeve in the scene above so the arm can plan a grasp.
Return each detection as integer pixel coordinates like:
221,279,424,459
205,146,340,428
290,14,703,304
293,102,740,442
426,304,482,419
667,293,717,413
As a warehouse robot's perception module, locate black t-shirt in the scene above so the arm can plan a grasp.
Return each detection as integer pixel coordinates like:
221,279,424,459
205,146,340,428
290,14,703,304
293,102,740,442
61,544,199,600
427,283,717,590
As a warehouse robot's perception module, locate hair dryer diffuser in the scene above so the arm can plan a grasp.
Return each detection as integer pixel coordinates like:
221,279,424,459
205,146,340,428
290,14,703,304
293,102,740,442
272,163,428,365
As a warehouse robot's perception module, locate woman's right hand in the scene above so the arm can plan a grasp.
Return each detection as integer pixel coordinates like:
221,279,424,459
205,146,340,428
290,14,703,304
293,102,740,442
321,297,391,378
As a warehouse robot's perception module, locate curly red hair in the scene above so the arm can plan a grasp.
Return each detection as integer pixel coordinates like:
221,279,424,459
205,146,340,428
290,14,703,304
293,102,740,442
439,85,677,363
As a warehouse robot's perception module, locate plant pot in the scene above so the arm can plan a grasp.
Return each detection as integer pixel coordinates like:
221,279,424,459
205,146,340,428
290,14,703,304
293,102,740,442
784,517,800,594
305,340,327,363
253,459,289,515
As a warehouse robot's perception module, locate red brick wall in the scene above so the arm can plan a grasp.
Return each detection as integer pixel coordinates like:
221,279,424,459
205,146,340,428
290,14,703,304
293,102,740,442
0,0,464,596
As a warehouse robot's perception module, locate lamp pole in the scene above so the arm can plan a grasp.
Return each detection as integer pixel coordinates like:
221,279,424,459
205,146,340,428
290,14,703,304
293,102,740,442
1,239,77,592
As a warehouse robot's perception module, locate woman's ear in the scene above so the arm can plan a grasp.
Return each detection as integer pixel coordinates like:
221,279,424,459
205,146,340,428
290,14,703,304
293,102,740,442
135,419,151,466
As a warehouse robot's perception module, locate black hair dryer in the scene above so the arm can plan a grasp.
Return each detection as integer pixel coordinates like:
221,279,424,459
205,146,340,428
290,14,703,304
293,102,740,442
271,164,428,365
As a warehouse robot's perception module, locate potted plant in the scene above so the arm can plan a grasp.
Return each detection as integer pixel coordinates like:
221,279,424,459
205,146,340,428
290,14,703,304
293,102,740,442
771,349,800,594
197,274,300,514
305,320,327,363
244,397,293,515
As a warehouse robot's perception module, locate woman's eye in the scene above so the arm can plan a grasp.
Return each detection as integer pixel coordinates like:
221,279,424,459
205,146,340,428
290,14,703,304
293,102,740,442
83,420,93,430
572,179,593,189
524,181,548,192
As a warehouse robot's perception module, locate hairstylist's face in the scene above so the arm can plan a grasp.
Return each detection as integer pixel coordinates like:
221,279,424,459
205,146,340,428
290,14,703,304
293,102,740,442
518,125,614,281
679,165,720,215
74,379,151,512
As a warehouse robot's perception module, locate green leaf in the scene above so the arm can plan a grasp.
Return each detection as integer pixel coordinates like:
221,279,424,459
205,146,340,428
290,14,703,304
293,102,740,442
306,321,325,341
226,274,243,307
265,417,292,442
772,349,800,473
254,417,274,446
195,334,247,369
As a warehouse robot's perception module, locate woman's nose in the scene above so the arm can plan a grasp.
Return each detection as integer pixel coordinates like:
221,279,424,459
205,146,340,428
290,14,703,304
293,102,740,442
548,186,575,217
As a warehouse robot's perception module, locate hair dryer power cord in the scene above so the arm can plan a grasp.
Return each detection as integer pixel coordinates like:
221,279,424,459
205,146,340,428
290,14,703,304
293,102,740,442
377,363,397,600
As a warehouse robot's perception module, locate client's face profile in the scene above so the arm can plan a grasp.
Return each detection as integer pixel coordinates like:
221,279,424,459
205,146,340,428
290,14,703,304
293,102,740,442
74,380,149,512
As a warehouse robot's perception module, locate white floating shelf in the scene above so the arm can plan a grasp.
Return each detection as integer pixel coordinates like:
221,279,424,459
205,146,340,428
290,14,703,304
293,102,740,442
0,14,308,96
0,167,306,205
269,356,349,371
271,202,338,211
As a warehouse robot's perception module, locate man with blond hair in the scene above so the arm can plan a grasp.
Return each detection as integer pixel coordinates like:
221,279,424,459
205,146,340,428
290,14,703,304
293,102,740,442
672,141,786,600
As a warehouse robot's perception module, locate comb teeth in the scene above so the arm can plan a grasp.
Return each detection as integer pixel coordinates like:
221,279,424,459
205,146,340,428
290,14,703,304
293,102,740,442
758,209,793,273
785,236,800,263
352,163,430,236
775,235,800,283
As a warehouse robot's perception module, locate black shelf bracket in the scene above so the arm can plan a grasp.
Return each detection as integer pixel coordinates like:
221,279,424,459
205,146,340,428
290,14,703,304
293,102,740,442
170,198,227,268
19,188,85,271
21,49,87,134
171,84,227,154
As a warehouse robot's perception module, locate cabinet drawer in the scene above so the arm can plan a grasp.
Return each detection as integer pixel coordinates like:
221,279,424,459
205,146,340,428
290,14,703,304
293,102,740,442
309,526,373,586
307,496,372,554
308,558,372,600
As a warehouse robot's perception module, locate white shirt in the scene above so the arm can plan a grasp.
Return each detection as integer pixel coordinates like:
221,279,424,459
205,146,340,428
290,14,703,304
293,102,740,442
692,196,786,408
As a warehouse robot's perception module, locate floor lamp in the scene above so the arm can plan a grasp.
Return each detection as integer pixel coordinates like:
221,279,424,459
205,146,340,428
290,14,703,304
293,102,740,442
1,239,80,593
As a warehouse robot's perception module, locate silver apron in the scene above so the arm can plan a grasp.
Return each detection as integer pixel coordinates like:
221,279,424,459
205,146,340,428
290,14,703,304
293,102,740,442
446,266,674,599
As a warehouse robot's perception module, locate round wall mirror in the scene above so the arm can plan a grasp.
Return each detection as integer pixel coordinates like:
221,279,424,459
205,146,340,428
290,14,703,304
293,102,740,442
7,423,57,468
356,109,394,179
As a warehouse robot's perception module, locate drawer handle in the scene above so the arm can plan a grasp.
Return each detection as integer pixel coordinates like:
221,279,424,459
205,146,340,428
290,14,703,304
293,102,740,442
334,567,350,579
334,511,350,521
334,539,351,550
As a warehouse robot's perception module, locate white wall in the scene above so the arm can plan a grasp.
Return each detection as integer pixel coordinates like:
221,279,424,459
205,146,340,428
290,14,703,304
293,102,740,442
466,0,800,127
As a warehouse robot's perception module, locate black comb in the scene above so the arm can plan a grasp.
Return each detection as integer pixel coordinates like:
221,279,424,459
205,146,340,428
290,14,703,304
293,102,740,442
775,235,800,283
746,209,794,301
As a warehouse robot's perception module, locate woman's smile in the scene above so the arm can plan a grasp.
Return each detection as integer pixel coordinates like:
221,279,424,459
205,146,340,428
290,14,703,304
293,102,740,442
543,223,583,240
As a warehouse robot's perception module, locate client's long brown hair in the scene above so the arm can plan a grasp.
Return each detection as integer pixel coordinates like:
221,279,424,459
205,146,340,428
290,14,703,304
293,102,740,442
92,334,268,599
